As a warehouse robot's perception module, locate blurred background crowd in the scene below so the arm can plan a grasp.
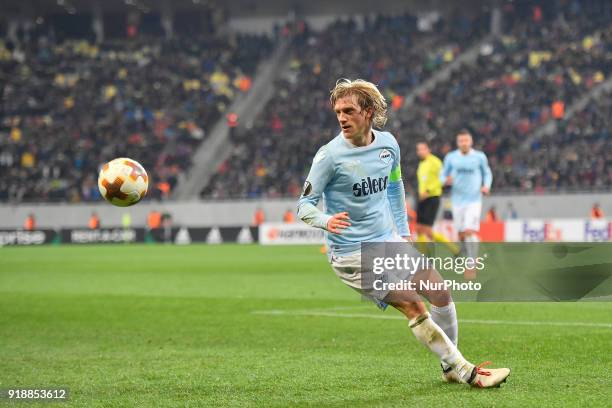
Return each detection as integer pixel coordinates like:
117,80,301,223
0,23,271,202
0,0,610,203
204,0,611,198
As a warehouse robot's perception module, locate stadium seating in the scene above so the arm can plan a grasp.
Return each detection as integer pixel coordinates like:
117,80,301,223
395,8,611,193
2,2,611,203
202,3,611,198
0,33,272,202
202,13,488,198
515,88,612,191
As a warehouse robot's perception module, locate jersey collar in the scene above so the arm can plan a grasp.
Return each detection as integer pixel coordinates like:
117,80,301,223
342,129,379,149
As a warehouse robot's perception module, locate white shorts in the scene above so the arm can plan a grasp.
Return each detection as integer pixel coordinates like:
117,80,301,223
452,202,482,232
330,233,421,307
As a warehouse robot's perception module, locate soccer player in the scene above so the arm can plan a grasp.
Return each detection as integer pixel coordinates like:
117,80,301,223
440,130,493,279
298,79,509,388
414,141,459,256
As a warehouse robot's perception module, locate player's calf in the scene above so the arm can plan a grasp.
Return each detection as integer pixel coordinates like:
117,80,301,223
386,290,510,388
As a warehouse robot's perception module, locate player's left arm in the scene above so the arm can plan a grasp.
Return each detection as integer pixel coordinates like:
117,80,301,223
387,142,410,238
480,152,493,195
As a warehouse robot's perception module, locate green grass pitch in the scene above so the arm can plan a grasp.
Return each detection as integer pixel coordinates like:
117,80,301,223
0,244,610,407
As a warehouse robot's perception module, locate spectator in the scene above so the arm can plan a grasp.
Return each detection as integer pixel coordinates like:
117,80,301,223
485,206,498,222
552,100,565,120
253,207,265,226
122,213,132,230
283,209,295,223
88,212,100,230
591,203,604,219
147,210,162,230
162,212,173,243
24,213,36,230
504,202,518,220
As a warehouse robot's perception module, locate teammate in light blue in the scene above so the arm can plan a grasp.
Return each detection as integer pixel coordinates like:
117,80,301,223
297,79,509,388
440,129,492,278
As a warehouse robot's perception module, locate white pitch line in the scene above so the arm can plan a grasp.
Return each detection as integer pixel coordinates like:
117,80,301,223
291,305,373,312
252,310,612,329
253,310,401,320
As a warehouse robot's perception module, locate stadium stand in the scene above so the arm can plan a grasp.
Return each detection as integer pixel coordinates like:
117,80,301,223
2,1,611,203
395,5,611,193
202,12,489,198
0,32,272,202
201,2,612,199
516,87,612,191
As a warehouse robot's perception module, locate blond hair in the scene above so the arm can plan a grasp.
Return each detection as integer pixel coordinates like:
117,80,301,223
330,78,388,129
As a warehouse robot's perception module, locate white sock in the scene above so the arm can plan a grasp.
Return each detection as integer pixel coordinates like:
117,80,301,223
410,313,474,382
464,234,479,259
430,302,459,371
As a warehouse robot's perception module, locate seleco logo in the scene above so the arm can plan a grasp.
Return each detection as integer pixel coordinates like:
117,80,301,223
352,176,388,197
456,167,475,174
583,221,612,242
522,222,562,242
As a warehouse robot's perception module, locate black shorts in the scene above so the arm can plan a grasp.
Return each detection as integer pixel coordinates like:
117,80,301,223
416,196,440,226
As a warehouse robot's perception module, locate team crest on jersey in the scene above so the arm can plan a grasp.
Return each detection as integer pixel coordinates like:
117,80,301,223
379,149,392,164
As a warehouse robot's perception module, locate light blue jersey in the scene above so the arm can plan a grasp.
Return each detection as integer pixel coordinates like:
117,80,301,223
440,149,492,206
297,130,409,256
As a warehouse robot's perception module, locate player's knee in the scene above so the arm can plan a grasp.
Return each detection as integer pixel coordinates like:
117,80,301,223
429,287,453,307
415,270,453,306
391,299,426,319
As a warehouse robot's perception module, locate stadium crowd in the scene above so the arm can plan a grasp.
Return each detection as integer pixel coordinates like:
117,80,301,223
203,1,612,199
203,12,489,198
0,31,272,202
515,88,612,191
1,1,611,203
395,3,611,193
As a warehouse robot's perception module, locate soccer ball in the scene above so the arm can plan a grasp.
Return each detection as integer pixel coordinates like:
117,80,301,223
98,158,148,207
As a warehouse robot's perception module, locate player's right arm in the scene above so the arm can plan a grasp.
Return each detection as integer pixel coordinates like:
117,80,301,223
440,153,453,185
297,146,350,234
479,152,493,195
